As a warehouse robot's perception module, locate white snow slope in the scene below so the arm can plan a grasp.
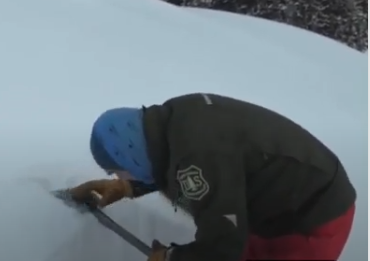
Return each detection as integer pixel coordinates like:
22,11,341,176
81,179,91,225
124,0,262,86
0,0,367,260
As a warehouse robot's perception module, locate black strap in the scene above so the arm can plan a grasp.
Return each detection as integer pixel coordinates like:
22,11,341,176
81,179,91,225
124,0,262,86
86,201,152,256
53,189,152,256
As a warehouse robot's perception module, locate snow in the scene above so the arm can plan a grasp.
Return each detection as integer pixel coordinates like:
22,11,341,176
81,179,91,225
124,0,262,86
0,0,366,260
186,7,369,57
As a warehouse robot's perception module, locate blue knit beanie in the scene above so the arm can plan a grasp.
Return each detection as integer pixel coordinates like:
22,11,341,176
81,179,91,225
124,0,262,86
90,107,154,184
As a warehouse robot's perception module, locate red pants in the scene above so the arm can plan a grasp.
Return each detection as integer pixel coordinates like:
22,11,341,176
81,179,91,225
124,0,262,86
241,205,355,260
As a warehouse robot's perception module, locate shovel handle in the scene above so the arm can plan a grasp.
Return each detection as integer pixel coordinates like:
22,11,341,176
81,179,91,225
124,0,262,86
86,191,152,256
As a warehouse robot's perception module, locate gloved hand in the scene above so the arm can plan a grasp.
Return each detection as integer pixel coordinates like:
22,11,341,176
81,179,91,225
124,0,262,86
147,240,168,261
69,179,133,208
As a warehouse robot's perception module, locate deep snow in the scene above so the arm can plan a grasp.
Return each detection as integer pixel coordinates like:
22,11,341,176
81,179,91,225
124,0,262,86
0,0,367,260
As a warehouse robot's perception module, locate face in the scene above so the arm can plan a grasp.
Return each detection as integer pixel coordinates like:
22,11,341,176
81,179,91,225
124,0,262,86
105,170,135,180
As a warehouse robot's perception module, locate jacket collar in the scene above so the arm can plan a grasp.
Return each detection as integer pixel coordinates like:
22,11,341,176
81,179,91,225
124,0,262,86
142,105,170,190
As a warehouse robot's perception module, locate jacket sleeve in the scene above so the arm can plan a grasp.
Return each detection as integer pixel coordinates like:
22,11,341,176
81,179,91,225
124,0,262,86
169,151,248,261
128,180,158,198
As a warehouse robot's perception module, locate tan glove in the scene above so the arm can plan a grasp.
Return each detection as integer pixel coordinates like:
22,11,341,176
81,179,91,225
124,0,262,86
147,240,168,261
69,179,133,208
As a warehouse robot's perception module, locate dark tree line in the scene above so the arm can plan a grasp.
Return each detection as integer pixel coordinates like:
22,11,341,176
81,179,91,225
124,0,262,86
165,0,368,52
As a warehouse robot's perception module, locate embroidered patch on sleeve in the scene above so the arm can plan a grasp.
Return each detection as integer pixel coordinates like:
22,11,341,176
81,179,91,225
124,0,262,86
177,165,209,200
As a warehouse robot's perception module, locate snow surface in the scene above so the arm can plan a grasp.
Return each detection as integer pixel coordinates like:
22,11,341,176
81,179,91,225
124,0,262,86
0,0,367,260
185,7,369,56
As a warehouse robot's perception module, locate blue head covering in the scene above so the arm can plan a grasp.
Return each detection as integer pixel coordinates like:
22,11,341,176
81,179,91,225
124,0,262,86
90,107,154,184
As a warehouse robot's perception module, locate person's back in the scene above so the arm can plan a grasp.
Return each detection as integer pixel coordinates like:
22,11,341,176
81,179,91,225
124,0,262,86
161,93,356,238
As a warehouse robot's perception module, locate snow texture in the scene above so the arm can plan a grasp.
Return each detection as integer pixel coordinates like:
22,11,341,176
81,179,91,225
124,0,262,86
0,0,367,260
176,0,369,52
